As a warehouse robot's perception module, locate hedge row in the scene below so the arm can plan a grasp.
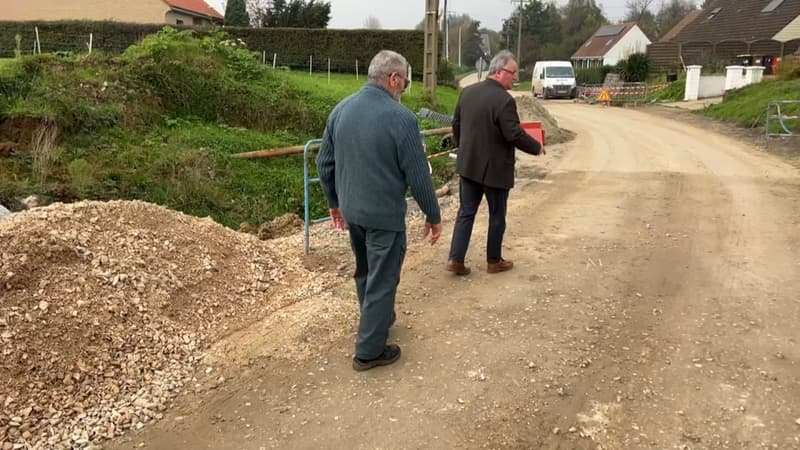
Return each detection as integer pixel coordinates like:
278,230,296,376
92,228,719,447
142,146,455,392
0,21,425,76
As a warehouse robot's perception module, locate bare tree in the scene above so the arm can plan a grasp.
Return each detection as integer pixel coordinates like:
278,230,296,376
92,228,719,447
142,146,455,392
247,0,270,27
625,0,659,39
625,0,657,21
363,15,382,29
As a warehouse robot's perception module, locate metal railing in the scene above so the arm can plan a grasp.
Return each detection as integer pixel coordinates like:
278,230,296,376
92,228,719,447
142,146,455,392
302,127,454,254
303,139,327,254
766,100,800,139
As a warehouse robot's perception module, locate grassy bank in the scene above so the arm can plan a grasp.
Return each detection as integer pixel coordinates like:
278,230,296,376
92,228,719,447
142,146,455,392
0,28,458,228
704,79,800,129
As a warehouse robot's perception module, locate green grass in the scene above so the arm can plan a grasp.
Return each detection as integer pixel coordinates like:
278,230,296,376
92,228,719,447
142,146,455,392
0,58,15,73
0,30,459,227
704,79,800,129
281,71,459,119
646,80,685,102
513,81,532,92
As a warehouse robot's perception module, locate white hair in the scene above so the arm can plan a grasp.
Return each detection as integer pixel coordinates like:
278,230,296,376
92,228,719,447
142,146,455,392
368,50,408,81
489,50,515,74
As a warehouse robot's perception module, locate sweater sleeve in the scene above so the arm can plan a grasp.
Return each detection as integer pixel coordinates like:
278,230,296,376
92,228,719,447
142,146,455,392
396,114,442,225
498,96,542,156
316,114,339,209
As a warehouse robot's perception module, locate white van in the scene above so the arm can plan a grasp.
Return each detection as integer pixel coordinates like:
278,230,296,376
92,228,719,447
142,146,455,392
531,61,577,99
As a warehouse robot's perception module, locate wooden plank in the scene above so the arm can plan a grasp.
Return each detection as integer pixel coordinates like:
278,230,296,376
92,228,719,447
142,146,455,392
231,128,453,160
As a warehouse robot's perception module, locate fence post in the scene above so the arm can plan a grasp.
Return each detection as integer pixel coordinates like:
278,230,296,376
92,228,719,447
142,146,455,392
407,64,412,94
272,53,277,69
87,33,93,54
355,59,359,80
684,65,702,101
309,55,313,76
34,26,41,54
262,50,266,65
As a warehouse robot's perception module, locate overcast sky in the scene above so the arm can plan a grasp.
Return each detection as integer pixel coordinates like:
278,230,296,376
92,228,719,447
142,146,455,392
207,0,635,31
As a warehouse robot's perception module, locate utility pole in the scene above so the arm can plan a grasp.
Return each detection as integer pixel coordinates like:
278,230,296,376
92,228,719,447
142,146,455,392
458,26,462,67
423,0,440,101
510,0,527,68
443,0,449,62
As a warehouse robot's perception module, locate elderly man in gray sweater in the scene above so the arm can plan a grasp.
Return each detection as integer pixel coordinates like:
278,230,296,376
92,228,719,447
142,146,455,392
317,50,442,371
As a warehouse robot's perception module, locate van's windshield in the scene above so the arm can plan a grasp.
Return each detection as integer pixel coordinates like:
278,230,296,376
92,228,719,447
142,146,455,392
545,66,574,78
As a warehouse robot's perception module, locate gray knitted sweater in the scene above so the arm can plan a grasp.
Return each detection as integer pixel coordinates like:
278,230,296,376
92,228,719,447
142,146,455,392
317,83,441,231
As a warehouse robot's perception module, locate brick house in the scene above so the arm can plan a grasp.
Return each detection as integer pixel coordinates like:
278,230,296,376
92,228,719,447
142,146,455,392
1,0,223,27
649,0,800,71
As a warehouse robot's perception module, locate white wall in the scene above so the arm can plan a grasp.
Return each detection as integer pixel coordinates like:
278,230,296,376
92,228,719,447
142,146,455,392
699,75,726,99
603,26,652,66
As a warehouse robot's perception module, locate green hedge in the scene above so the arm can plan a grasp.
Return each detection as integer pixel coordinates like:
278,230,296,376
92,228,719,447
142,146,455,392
575,66,614,85
0,21,424,77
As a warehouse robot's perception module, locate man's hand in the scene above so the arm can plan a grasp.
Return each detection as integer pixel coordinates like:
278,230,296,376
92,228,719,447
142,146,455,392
424,222,442,245
329,208,347,231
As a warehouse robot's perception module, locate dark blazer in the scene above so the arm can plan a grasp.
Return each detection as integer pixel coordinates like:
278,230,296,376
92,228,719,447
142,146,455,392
453,79,542,190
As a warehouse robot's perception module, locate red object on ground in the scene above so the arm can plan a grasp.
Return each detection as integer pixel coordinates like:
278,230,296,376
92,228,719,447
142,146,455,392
520,121,545,148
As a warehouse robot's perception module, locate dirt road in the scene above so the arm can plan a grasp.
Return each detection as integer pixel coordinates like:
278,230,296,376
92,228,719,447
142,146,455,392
110,103,800,449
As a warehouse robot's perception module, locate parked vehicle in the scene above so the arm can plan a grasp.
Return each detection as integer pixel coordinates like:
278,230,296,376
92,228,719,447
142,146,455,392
531,61,577,99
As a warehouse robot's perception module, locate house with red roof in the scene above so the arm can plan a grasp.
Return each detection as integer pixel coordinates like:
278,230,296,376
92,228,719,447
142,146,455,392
571,22,652,68
1,0,223,27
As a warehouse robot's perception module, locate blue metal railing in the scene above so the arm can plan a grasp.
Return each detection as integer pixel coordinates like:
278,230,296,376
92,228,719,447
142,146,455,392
303,139,327,254
766,100,800,139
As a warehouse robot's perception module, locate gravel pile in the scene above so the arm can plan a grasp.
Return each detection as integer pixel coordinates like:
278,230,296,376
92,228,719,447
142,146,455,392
0,200,342,449
514,96,576,145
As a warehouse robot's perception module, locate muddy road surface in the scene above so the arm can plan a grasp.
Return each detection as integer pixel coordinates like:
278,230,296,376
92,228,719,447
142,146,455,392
111,103,800,450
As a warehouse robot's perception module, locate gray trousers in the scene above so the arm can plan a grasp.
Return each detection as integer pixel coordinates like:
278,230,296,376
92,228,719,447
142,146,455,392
347,224,406,360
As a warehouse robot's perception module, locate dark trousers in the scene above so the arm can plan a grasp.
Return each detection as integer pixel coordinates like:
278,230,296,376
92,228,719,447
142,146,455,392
347,224,406,360
448,176,509,264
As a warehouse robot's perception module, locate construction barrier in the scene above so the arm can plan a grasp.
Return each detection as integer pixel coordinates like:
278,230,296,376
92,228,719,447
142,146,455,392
577,82,668,106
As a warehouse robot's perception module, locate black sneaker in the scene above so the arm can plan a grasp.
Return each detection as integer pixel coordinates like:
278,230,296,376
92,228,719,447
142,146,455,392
352,344,402,371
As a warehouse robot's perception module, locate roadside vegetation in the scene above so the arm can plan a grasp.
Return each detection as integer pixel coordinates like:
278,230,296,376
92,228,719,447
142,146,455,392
0,28,458,228
704,59,800,129
704,78,800,129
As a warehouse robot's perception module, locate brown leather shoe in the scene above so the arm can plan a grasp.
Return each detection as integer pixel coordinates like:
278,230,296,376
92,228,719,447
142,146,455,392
487,259,514,273
446,260,471,276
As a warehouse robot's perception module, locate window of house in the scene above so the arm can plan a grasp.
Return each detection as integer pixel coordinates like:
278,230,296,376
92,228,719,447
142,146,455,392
762,0,785,13
706,7,721,21
176,19,184,25
193,17,203,26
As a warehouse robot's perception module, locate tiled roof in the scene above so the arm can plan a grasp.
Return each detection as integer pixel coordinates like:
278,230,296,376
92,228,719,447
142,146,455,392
163,0,224,20
659,9,702,42
572,22,638,59
674,0,800,43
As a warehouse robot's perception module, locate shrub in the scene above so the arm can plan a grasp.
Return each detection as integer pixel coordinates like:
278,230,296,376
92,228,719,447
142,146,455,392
618,53,650,82
776,58,799,81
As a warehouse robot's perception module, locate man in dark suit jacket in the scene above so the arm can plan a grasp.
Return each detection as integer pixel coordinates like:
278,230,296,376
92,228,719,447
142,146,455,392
446,50,544,275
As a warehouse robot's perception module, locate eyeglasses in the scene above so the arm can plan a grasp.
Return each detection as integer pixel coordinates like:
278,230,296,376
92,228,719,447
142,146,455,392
392,72,410,91
500,68,517,76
